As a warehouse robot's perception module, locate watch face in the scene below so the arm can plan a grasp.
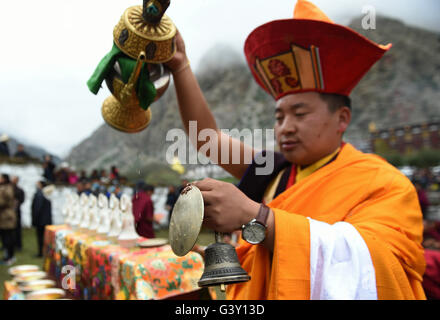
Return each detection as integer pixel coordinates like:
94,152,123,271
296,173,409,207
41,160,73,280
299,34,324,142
243,222,266,244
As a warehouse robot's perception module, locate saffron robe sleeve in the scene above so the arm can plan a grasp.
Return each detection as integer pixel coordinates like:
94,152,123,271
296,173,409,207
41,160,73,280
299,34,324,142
226,143,426,300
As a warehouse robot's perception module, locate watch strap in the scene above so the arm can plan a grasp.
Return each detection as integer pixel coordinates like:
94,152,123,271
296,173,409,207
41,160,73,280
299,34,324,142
255,203,270,227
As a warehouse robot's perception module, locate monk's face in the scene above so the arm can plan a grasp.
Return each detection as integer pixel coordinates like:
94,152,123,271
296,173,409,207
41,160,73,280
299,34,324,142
274,92,350,166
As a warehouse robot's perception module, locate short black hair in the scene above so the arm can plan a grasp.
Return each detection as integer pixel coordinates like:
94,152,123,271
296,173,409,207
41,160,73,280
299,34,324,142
39,180,48,188
319,93,351,113
144,184,155,192
1,173,10,183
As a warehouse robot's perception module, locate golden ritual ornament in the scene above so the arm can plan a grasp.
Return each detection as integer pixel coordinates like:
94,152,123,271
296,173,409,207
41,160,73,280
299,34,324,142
87,0,176,133
114,1,176,63
169,184,251,291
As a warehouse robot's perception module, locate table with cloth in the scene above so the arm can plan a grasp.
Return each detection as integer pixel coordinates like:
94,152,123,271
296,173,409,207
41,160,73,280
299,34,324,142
42,225,206,300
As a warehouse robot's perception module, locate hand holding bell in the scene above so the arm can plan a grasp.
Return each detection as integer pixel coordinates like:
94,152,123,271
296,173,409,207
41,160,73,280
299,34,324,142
169,184,251,292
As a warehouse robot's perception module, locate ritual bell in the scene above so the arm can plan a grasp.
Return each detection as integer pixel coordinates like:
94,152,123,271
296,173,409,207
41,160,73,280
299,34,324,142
197,232,250,288
169,184,250,292
88,0,176,133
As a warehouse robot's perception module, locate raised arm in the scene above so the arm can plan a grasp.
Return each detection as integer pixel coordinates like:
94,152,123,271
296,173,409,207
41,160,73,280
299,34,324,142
165,31,255,180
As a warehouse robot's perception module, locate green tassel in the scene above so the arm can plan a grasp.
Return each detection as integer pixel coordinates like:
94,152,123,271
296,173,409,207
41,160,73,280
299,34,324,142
87,43,122,95
87,43,157,110
117,57,157,110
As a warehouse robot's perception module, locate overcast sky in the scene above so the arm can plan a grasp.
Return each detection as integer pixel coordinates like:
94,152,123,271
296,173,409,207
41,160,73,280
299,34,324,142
0,0,439,158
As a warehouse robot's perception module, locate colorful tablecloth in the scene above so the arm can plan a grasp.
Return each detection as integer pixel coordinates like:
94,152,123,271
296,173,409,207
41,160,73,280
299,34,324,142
43,225,204,300
3,281,24,300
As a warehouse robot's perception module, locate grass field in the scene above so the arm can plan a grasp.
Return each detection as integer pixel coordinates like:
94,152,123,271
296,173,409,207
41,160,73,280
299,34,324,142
1,226,226,300
0,228,44,299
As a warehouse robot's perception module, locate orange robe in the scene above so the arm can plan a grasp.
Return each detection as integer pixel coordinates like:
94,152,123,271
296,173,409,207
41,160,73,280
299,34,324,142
227,143,426,300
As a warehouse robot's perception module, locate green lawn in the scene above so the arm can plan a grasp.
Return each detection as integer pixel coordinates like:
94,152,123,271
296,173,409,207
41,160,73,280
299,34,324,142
1,226,227,300
0,228,44,299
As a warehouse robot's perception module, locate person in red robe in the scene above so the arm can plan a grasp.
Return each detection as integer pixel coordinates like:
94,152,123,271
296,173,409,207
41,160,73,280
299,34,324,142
132,182,155,239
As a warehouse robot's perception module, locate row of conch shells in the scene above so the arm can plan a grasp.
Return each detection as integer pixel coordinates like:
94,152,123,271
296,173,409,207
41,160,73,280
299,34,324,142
61,192,139,248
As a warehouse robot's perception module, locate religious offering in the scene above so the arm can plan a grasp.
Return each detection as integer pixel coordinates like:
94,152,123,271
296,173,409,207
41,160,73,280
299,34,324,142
88,194,99,234
97,193,111,235
79,193,92,231
68,193,80,229
26,288,66,300
62,193,73,225
8,265,40,277
18,280,56,293
87,0,176,133
72,193,88,230
14,271,47,285
169,184,250,292
118,194,140,248
108,194,123,241
137,238,168,248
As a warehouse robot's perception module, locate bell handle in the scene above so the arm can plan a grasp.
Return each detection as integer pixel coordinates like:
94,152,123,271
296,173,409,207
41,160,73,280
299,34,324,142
119,51,147,105
215,232,223,243
143,0,170,25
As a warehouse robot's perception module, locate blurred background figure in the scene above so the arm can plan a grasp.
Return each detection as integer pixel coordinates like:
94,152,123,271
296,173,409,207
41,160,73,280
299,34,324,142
91,180,101,197
79,170,87,181
11,176,25,251
82,179,92,196
132,182,155,239
90,169,100,180
55,162,70,184
42,154,56,183
99,169,109,184
423,220,440,250
31,180,53,258
13,144,30,159
68,169,79,185
0,173,17,265
414,180,430,218
178,179,189,194
0,134,10,158
165,185,178,226
75,180,84,195
109,165,120,182
108,180,122,199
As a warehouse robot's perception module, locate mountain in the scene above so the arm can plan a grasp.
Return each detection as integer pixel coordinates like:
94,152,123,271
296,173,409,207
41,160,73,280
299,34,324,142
347,15,440,146
65,16,440,178
0,134,61,164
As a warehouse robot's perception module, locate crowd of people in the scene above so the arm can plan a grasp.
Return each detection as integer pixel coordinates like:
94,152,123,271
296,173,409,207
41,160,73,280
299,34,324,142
410,167,440,222
0,135,33,161
413,167,440,250
412,167,440,192
0,173,53,265
0,153,192,266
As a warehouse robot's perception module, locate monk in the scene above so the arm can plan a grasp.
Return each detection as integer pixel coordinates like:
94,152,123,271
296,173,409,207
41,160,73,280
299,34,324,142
165,0,426,299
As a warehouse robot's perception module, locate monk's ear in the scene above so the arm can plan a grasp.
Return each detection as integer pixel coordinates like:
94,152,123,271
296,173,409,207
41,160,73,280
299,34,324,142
337,106,351,134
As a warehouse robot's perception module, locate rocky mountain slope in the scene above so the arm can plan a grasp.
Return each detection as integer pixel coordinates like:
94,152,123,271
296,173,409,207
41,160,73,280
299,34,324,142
65,16,440,178
0,134,61,164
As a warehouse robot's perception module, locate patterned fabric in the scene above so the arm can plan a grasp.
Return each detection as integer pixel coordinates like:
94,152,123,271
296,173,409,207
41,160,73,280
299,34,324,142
3,281,24,300
43,225,204,300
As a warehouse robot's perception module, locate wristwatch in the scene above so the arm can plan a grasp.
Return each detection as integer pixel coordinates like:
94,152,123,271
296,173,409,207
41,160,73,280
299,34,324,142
242,204,270,244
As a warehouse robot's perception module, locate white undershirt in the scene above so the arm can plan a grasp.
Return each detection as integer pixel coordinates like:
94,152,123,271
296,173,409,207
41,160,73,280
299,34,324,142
308,218,377,300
